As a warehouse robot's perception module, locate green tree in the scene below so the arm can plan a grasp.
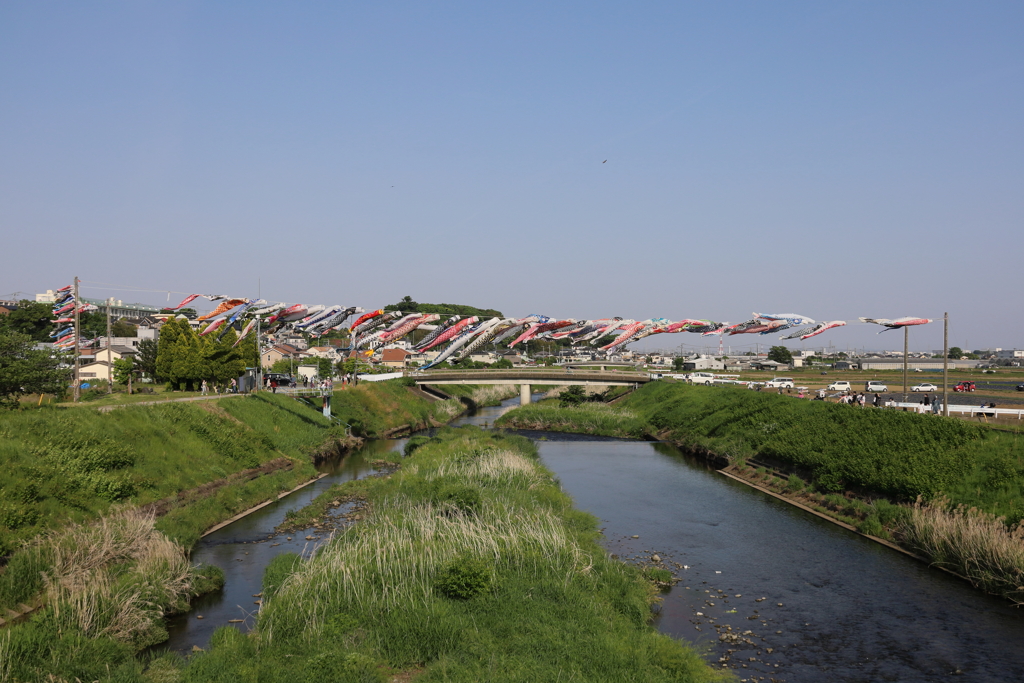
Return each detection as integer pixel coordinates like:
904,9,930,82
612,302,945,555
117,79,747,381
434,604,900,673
0,331,72,408
270,358,295,375
493,358,513,369
767,346,794,365
112,356,136,385
947,346,963,359
156,318,183,386
559,386,586,408
136,338,158,379
111,319,137,337
0,300,56,342
672,357,686,372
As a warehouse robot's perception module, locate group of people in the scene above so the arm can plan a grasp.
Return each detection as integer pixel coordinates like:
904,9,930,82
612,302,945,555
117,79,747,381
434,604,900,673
200,378,238,395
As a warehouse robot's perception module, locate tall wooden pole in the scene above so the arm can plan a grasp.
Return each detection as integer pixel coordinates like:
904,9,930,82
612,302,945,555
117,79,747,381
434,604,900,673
902,325,909,402
106,297,113,393
943,312,949,417
73,276,81,402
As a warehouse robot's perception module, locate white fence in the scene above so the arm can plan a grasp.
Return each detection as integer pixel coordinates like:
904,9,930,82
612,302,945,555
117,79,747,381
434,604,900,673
892,402,1024,419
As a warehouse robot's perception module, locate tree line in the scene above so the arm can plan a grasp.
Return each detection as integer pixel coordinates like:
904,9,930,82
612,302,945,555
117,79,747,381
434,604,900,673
155,318,258,391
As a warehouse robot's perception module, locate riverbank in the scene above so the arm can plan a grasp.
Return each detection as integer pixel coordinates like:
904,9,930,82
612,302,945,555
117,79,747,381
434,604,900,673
153,427,727,682
495,382,1024,603
0,381,480,678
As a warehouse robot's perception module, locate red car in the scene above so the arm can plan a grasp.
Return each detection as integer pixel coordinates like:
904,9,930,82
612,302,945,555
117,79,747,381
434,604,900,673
953,381,976,392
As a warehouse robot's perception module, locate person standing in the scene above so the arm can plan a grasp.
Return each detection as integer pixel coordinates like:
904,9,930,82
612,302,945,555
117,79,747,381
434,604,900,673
201,379,208,396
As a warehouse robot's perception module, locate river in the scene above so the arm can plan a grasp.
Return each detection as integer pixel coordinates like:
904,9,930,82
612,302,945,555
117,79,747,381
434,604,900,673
160,396,1024,681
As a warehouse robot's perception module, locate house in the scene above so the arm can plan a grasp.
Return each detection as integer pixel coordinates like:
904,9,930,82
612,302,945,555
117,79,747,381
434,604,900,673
380,348,412,368
93,345,137,364
304,346,340,360
262,344,300,369
78,361,112,383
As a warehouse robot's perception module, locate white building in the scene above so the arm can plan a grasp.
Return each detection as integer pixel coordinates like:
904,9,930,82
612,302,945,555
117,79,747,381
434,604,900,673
996,349,1024,359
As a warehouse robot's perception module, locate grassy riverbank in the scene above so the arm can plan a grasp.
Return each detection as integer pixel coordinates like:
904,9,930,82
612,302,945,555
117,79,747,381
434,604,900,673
0,392,349,555
496,382,1024,602
157,427,725,682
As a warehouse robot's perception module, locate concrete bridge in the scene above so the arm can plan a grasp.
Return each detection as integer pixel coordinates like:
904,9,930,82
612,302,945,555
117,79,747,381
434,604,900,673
407,368,653,405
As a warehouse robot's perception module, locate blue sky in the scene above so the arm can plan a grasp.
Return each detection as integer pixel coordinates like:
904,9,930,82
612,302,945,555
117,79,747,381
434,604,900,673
2,2,1021,352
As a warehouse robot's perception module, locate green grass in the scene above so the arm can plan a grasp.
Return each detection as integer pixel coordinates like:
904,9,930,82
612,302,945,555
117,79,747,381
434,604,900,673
161,427,727,682
495,402,648,438
0,394,347,555
329,379,468,436
621,382,1024,522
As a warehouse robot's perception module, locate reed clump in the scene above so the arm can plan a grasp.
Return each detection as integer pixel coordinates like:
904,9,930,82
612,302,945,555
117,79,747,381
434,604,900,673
896,497,1024,603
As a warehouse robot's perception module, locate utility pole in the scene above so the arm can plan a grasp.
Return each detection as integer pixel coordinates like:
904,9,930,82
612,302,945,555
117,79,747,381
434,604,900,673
902,325,909,402
73,276,81,402
943,312,949,417
106,297,113,393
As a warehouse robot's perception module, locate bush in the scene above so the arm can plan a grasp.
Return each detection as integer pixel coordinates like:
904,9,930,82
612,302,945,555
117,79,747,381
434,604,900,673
433,484,481,515
263,552,303,597
306,651,385,683
404,435,431,456
857,515,886,537
192,563,225,597
785,474,806,492
433,555,493,600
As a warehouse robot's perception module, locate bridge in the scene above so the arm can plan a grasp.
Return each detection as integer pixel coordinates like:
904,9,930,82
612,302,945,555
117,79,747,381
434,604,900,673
407,368,653,405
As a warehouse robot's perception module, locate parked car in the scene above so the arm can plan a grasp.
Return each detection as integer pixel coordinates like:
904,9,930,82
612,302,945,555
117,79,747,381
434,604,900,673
827,380,851,391
865,380,888,392
764,377,795,389
264,373,295,387
1017,384,1024,392
688,372,716,385
954,381,976,393
911,383,938,392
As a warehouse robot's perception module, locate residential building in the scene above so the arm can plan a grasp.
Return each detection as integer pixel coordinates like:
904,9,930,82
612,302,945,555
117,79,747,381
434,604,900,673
262,344,300,369
996,349,1024,359
380,348,412,368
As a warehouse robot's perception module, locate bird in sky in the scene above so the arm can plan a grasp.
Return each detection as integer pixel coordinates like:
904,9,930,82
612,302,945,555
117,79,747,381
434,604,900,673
602,160,607,163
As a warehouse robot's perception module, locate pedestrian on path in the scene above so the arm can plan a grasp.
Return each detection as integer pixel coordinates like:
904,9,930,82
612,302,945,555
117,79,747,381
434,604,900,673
201,379,208,396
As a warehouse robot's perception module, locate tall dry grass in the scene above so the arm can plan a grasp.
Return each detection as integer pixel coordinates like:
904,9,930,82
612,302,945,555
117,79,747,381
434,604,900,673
261,448,589,642
896,497,1024,604
433,398,464,421
38,508,195,643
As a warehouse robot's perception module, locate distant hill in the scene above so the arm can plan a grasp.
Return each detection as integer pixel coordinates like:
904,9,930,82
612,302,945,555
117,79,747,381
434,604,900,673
383,297,502,318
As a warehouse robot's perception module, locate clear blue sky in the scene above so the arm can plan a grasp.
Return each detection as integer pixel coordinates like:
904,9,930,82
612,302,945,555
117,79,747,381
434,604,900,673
2,2,1021,352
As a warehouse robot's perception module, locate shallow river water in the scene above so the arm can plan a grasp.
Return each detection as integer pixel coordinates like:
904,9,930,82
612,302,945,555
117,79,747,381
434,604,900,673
161,397,1024,681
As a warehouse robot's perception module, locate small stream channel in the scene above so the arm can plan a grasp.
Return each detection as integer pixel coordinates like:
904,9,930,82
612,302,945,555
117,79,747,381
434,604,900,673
160,396,1024,681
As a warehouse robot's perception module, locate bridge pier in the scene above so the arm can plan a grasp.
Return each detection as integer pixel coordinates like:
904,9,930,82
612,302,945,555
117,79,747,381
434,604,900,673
520,384,532,406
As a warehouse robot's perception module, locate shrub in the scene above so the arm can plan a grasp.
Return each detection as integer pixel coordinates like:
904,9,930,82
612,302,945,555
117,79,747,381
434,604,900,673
263,552,303,598
433,555,493,600
404,435,431,456
306,651,385,683
785,474,806,492
857,515,886,537
433,484,481,515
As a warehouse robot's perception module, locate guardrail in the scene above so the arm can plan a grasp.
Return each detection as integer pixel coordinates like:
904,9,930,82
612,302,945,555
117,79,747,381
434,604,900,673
890,402,1024,419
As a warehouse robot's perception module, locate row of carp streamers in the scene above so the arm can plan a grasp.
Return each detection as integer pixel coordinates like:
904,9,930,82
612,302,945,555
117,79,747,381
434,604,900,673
147,295,933,370
48,284,98,349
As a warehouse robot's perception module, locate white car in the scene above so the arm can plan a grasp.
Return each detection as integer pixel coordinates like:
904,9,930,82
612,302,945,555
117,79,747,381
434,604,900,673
827,381,851,392
689,372,716,385
911,383,938,392
865,381,888,392
764,377,795,389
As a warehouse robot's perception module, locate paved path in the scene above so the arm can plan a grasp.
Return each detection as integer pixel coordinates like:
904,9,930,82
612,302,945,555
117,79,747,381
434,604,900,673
95,393,247,412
